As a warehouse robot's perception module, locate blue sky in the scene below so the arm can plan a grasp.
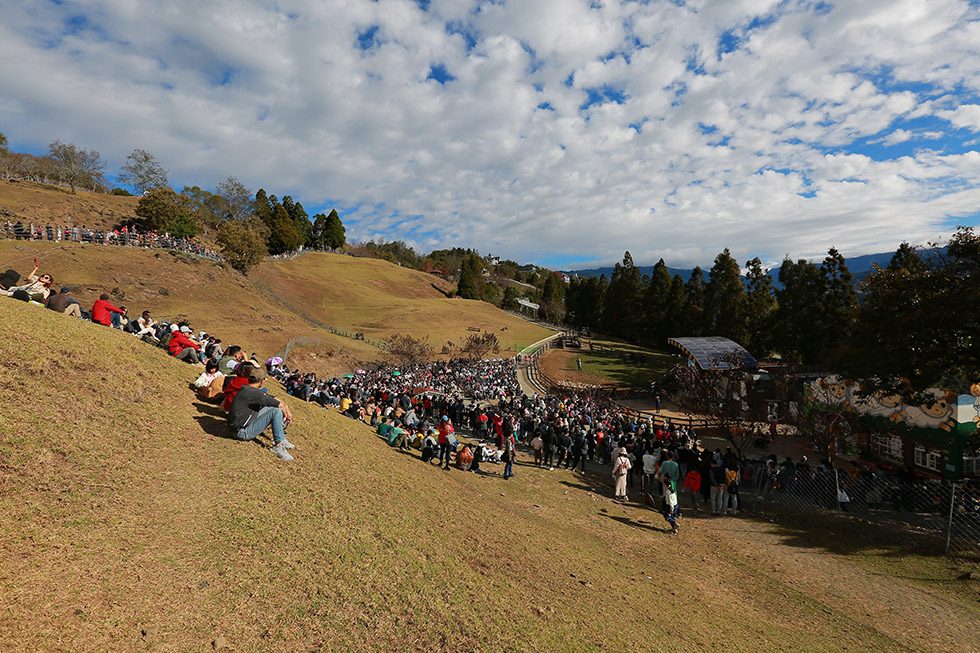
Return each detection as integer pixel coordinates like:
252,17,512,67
1,0,979,269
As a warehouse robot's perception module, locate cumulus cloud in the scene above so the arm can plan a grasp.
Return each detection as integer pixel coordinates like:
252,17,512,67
0,0,978,269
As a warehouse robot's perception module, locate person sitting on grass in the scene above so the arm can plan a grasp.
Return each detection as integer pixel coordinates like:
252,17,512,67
219,345,246,374
194,360,225,402
420,429,438,464
168,325,201,364
45,287,82,318
91,293,124,326
227,367,295,461
221,362,255,413
387,421,411,450
134,310,159,340
0,263,54,302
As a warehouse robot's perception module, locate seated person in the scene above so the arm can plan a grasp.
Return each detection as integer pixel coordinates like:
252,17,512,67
377,417,393,439
472,443,489,473
221,362,255,413
167,326,201,363
112,306,130,330
227,367,295,461
420,431,438,463
218,346,246,374
456,444,474,471
2,263,54,302
194,360,225,402
387,422,410,450
135,311,159,340
45,287,82,318
91,293,124,326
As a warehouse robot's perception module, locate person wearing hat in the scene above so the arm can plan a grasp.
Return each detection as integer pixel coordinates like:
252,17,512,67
168,325,201,364
45,286,82,318
437,415,455,470
227,366,295,461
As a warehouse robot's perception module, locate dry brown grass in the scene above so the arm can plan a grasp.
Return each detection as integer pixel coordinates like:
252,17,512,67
250,252,554,355
0,179,139,231
1,302,978,651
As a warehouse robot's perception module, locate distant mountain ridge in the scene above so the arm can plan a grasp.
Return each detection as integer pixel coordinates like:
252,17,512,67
565,247,945,285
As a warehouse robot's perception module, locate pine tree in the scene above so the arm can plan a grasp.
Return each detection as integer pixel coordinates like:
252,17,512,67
705,248,748,343
254,189,274,227
774,258,824,364
685,267,706,337
602,252,645,341
323,209,346,249
744,257,776,357
641,259,672,345
266,204,300,254
457,254,483,299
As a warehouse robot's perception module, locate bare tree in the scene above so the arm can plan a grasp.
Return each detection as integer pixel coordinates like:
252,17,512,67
792,400,859,459
215,176,254,221
673,355,757,456
383,334,433,366
47,140,105,194
460,332,500,359
117,148,168,194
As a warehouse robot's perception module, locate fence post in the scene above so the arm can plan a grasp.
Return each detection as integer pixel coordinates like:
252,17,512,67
834,468,842,528
945,482,957,555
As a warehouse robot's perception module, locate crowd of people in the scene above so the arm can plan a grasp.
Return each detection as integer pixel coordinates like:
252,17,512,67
2,220,222,261
6,255,950,535
2,257,295,460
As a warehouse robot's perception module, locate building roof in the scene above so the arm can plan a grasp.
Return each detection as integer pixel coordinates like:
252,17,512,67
667,336,758,371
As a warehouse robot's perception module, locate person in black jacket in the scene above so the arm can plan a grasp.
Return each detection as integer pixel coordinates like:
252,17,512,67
541,422,556,470
227,367,296,461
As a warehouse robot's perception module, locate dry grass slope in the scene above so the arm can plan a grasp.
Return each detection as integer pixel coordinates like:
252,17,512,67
0,179,138,231
2,303,979,651
251,253,554,355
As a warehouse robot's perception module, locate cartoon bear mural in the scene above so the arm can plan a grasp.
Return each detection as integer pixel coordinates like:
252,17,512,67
807,375,850,406
854,390,904,420
901,388,956,431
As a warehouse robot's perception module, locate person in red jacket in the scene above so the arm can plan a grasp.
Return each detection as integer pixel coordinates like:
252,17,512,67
683,468,702,515
168,327,201,363
90,293,124,326
437,415,455,470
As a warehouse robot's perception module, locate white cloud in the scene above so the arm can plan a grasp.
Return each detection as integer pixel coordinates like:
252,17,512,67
0,0,978,270
939,104,980,131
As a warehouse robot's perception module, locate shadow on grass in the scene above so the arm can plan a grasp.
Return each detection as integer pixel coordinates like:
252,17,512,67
740,506,980,564
599,513,670,534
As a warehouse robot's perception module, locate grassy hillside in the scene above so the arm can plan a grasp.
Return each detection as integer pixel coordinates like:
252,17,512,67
251,253,553,355
0,179,138,231
2,302,978,651
0,242,554,373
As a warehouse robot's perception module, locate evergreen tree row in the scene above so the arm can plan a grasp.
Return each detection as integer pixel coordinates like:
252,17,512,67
565,248,857,365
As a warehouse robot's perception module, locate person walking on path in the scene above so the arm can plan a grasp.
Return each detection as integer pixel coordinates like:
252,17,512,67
612,449,632,501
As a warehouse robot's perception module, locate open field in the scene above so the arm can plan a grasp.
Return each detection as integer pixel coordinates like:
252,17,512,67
540,346,684,388
2,302,979,651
